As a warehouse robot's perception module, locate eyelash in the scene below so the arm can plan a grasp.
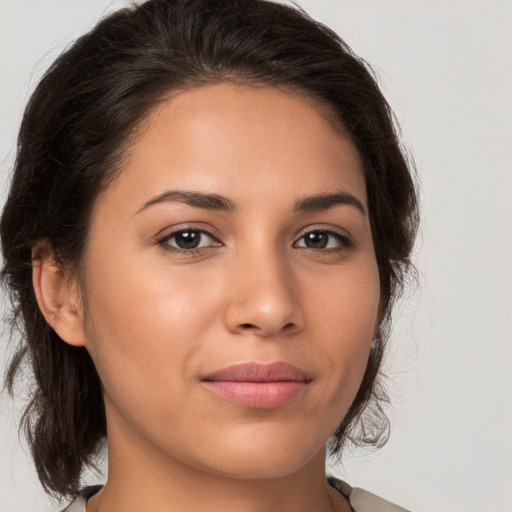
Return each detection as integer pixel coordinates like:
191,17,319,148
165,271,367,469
156,227,353,256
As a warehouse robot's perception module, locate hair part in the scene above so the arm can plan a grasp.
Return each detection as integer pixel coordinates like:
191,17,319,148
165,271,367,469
1,0,418,497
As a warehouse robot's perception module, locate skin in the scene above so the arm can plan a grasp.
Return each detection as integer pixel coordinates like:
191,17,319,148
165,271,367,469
33,83,380,512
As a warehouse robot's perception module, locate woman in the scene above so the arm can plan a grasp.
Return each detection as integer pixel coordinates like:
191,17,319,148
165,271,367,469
1,0,418,511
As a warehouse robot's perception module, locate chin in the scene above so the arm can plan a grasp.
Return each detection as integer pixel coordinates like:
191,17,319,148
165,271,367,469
191,433,323,480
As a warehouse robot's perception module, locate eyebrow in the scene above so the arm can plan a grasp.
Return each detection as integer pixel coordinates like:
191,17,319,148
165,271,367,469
136,190,236,214
136,189,366,216
294,191,366,215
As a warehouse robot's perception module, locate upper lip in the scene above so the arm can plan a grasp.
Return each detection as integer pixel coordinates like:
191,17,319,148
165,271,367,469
202,362,311,382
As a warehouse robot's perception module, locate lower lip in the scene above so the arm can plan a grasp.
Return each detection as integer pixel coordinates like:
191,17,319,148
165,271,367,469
202,381,309,409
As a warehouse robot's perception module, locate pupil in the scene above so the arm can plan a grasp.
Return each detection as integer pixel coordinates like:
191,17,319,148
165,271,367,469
175,231,200,249
305,232,327,248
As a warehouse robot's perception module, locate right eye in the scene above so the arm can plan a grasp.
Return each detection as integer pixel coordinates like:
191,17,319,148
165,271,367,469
157,228,222,252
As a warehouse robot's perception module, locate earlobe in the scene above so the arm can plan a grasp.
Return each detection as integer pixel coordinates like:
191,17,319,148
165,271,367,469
31,243,86,347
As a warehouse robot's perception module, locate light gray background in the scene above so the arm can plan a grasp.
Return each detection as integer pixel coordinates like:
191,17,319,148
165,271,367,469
1,1,511,511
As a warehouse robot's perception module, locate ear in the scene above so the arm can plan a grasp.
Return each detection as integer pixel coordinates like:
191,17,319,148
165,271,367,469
32,242,86,347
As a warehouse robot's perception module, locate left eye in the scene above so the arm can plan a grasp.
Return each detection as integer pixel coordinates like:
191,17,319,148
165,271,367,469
160,229,219,250
295,230,349,250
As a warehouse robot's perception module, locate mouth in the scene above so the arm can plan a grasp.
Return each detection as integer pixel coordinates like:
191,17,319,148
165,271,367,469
201,362,312,409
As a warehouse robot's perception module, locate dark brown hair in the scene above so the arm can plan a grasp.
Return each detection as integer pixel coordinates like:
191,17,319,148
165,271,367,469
1,0,418,498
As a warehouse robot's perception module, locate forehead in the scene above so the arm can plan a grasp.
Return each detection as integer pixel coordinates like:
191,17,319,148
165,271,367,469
98,83,366,215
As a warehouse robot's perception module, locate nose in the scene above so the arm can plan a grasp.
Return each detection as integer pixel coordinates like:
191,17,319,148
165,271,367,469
223,249,305,338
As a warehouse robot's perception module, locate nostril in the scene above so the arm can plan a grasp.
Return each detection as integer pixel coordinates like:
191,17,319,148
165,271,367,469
242,322,297,332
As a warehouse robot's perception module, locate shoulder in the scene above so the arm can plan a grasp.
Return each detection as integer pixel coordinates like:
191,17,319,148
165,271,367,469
328,477,412,512
58,485,102,512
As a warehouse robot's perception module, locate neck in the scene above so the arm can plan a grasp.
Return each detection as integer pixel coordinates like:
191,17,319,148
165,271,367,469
88,418,349,512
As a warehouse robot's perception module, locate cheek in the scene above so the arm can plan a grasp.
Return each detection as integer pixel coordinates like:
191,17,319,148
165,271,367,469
80,244,222,408
306,259,380,408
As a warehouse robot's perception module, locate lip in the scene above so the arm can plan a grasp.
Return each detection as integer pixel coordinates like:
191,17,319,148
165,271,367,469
201,362,312,409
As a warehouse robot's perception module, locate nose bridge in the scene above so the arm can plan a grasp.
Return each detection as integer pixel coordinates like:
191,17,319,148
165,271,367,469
224,241,303,337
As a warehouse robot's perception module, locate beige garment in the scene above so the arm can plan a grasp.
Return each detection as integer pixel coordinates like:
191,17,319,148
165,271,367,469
60,478,411,512
328,477,411,512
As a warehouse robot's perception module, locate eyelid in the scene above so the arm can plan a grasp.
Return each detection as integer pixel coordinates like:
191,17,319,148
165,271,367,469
155,222,221,240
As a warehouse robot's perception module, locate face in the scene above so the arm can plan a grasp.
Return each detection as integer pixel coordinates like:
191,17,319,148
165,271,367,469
76,83,380,479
